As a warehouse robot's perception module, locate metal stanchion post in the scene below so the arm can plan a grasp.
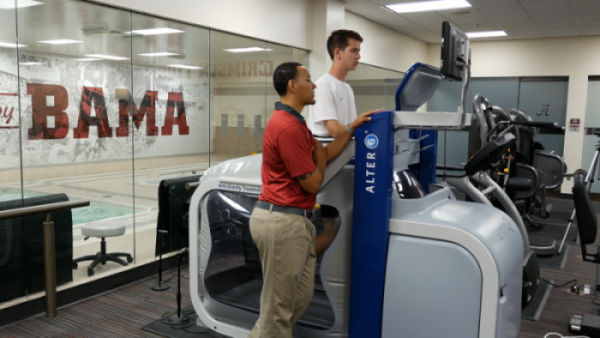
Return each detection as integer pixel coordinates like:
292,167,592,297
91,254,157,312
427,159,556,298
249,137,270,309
152,230,169,291
43,212,57,318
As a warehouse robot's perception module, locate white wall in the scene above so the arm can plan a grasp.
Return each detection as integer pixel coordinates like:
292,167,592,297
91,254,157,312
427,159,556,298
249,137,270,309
345,11,428,73
90,0,314,50
309,0,345,79
427,36,600,194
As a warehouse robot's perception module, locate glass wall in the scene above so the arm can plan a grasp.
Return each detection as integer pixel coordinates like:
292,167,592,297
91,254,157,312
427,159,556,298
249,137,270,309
346,63,404,113
582,78,600,193
0,0,309,306
430,77,568,169
209,32,307,158
130,13,210,267
0,0,23,304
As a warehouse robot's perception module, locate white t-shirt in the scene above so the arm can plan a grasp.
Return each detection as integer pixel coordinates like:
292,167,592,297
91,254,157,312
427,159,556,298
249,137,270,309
307,73,357,137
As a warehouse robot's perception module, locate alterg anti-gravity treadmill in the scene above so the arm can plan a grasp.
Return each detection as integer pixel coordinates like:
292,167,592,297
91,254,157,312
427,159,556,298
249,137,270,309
187,56,525,337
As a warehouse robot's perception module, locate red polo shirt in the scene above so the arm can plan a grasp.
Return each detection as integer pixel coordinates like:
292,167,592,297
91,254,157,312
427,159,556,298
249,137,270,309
259,102,317,210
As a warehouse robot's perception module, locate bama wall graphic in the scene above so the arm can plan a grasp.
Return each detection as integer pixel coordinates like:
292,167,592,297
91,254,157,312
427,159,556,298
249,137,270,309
0,52,209,169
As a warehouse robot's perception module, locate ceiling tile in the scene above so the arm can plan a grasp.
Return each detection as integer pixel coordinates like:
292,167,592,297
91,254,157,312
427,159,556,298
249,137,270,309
571,0,600,6
534,17,578,26
507,33,547,39
507,29,546,36
438,8,490,23
484,11,531,22
468,0,520,5
494,21,539,32
397,11,448,21
543,28,582,37
572,6,600,21
527,8,575,21
371,0,420,6
474,2,524,14
518,0,569,4
342,0,378,3
504,24,540,32
343,0,600,42
347,6,401,20
457,22,501,32
582,29,600,36
578,20,600,29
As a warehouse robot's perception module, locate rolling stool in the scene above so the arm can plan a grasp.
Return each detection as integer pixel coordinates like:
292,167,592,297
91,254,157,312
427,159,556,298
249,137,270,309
72,223,133,276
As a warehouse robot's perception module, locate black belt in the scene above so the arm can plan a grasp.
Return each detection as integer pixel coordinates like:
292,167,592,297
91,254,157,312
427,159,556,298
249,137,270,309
256,201,312,218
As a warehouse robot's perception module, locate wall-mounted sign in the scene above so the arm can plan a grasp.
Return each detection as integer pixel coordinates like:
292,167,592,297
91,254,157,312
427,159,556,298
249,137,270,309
570,118,580,132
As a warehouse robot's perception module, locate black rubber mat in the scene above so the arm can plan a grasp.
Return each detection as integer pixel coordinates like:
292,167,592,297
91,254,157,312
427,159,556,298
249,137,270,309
141,304,227,338
211,277,335,330
521,280,553,321
526,221,578,244
537,245,570,270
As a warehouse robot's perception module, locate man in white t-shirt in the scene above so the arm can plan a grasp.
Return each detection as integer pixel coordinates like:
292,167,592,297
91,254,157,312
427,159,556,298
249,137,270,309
307,30,383,257
308,29,383,138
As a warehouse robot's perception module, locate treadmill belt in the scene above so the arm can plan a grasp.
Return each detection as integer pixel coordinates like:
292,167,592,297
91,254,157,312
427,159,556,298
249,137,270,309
211,277,335,330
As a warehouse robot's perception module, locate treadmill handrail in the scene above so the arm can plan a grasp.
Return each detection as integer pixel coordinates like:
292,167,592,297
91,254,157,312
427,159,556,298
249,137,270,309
321,139,355,190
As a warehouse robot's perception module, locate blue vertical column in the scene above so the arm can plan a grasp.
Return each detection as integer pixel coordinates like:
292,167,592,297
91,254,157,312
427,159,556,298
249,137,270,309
349,111,395,338
418,130,438,190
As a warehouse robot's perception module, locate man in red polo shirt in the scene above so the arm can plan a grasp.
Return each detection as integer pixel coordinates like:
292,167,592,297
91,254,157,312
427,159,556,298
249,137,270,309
248,62,381,338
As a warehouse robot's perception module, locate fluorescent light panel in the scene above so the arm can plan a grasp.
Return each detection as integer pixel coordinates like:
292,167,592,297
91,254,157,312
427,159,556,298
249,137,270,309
0,41,25,48
224,47,272,53
386,0,471,13
85,54,129,61
72,58,100,61
167,64,202,70
38,39,83,45
466,31,507,38
128,28,184,36
19,62,41,66
138,52,180,57
0,0,42,9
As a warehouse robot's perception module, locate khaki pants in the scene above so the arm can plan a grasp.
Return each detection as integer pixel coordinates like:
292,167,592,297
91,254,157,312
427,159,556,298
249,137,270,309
248,207,316,338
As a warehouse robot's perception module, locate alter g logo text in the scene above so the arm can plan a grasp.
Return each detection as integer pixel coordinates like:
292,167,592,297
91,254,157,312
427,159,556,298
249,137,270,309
365,134,379,149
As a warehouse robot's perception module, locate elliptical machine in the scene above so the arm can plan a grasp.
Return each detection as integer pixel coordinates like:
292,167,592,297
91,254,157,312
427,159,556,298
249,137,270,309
469,95,561,256
441,131,540,308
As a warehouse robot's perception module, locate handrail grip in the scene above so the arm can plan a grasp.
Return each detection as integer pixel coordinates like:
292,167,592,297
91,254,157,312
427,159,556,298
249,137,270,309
0,200,90,220
0,199,90,318
186,182,200,190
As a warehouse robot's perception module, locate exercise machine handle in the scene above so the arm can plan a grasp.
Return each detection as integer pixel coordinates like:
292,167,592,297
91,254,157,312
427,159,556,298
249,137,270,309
437,165,464,171
509,120,562,129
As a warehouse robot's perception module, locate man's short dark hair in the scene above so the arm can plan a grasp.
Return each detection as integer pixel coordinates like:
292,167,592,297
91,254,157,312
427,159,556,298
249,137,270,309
327,29,363,60
273,62,303,96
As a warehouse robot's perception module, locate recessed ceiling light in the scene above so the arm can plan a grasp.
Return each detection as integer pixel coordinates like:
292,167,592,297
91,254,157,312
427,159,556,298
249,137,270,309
19,62,41,66
38,39,83,45
0,0,42,9
167,64,202,70
138,52,180,57
0,42,25,48
72,58,100,61
126,28,185,36
223,47,273,53
85,54,129,61
466,31,507,38
385,0,471,14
